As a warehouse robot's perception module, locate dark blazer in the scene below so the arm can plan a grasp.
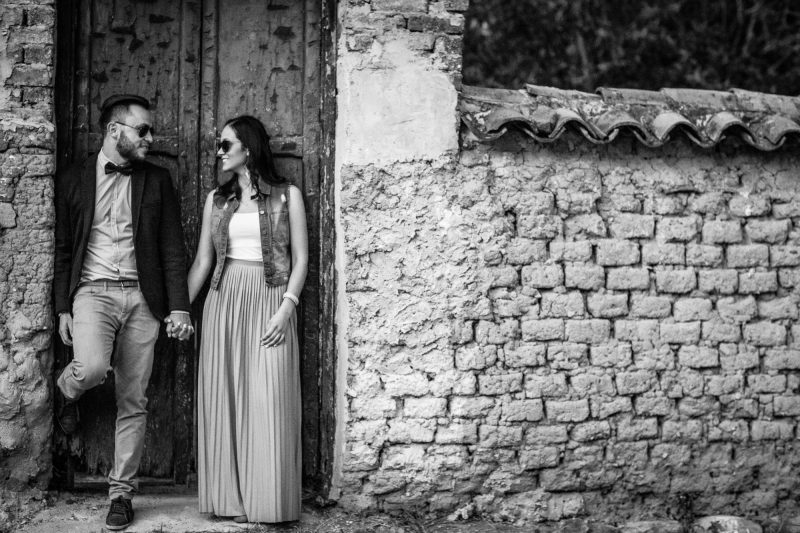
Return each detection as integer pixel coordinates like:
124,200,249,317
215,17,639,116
54,154,191,320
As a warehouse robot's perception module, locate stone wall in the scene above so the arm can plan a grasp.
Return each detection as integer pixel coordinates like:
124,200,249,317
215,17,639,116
333,0,800,524
0,0,56,506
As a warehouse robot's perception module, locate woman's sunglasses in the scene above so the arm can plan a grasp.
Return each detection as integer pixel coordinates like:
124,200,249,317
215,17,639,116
216,139,240,153
114,121,154,138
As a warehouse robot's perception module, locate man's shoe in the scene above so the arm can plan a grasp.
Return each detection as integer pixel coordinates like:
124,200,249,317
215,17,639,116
106,496,134,531
57,396,79,435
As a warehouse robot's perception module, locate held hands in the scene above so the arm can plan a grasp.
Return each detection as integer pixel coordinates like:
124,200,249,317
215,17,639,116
261,309,291,347
165,312,194,341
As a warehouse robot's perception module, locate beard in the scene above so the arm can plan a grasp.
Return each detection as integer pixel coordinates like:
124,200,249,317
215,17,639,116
117,131,148,161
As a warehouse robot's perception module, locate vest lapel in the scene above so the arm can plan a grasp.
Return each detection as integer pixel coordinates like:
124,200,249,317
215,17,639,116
131,165,146,239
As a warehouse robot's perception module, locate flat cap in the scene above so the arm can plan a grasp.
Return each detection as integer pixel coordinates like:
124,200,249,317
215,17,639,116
100,94,150,113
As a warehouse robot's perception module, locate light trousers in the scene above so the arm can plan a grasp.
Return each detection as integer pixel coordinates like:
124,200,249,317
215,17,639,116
56,283,160,500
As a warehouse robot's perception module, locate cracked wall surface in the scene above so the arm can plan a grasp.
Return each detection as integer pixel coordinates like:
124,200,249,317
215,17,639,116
0,0,56,507
333,0,800,523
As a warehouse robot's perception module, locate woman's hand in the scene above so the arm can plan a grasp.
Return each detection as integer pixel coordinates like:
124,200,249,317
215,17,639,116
261,309,291,347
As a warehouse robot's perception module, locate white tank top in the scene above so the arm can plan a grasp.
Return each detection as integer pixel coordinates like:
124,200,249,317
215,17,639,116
226,212,262,261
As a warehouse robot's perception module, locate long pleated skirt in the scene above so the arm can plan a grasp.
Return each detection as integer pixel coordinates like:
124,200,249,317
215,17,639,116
197,259,301,523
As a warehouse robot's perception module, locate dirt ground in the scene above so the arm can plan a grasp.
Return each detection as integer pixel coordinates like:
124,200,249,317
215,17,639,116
10,488,535,533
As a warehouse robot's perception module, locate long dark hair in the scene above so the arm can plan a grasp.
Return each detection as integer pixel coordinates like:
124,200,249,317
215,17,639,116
217,115,286,200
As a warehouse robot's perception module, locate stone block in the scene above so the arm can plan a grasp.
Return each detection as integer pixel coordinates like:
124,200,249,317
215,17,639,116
549,241,592,262
525,373,568,398
673,297,713,321
351,396,397,419
476,319,518,346
519,446,560,469
746,219,790,243
698,269,738,294
662,420,703,441
689,193,726,214
478,425,523,447
660,322,701,344
634,396,672,416
372,0,428,12
708,420,749,442
547,493,585,520
8,64,52,86
0,204,16,228
717,296,757,322
382,373,430,397
607,267,650,290
764,347,800,370
758,296,799,319
521,319,564,341
587,293,628,317
705,374,743,396
506,238,548,264
656,216,699,242
631,295,672,318
455,343,497,370
686,244,723,267
591,397,632,418
617,417,659,440
743,322,786,346
521,264,563,288
570,372,614,397
615,320,660,342
565,213,607,239
642,242,685,265
539,291,585,318
435,423,478,444
596,239,640,266
545,399,590,422
729,195,770,217
747,375,786,394
770,246,800,267
774,396,800,416
677,346,719,368
738,271,778,294
344,442,380,471
610,214,655,239
387,419,436,443
486,265,518,288
564,263,604,290
678,397,717,416
589,342,632,367
655,269,696,293
503,341,546,367
525,425,569,445
519,214,562,239
547,342,588,370
751,420,794,441
404,397,447,418
502,399,544,422
407,14,463,34
571,421,611,442
615,371,654,395
449,396,496,418
779,268,800,288
701,322,741,343
478,372,523,395
564,319,611,344
443,0,470,12
702,220,742,244
727,244,769,268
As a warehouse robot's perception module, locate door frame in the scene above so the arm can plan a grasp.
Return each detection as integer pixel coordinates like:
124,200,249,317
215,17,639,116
53,0,338,495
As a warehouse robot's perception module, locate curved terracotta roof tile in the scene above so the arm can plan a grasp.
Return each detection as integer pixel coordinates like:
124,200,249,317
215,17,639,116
460,85,800,151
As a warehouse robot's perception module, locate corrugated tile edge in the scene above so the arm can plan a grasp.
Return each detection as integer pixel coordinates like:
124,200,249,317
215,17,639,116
459,84,800,151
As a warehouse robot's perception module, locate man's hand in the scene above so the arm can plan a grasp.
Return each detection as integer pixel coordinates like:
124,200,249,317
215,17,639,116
58,313,73,346
164,311,194,341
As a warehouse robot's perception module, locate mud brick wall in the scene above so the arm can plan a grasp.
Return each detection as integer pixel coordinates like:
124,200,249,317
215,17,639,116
335,118,800,520
0,0,56,500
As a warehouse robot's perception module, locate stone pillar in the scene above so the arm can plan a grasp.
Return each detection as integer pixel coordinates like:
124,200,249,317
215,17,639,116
0,0,56,504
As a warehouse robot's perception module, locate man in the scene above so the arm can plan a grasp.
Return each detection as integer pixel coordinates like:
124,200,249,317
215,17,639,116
54,94,193,531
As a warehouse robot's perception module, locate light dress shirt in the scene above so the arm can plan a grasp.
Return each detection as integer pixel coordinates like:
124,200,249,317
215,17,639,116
80,149,138,282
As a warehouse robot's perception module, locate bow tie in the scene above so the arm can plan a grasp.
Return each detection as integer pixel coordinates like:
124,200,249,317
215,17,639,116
104,162,133,175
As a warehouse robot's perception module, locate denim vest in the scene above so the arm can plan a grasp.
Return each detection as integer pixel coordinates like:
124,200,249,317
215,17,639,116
209,184,291,289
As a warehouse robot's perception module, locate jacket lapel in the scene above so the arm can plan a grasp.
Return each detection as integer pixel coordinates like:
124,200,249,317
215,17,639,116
80,154,99,238
131,165,145,239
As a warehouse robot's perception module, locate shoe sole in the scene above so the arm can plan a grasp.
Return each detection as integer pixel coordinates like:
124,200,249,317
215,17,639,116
105,522,131,531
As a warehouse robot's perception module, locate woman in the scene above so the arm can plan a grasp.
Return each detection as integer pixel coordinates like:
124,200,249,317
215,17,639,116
187,115,307,523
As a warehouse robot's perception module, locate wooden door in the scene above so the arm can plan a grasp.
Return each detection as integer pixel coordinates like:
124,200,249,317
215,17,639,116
54,0,336,492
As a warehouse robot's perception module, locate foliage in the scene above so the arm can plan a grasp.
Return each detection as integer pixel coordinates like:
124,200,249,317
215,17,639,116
463,0,800,95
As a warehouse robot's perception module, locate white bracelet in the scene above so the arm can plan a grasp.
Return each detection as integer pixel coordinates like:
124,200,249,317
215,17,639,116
283,292,299,306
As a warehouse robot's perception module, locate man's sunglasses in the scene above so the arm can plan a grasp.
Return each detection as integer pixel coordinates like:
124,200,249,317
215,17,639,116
216,139,240,153
114,121,154,138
